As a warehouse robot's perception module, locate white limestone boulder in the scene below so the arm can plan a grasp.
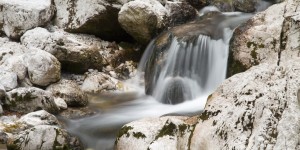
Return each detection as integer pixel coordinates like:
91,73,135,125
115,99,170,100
7,125,83,150
24,49,61,87
115,116,196,150
18,110,60,128
0,0,55,39
118,0,169,44
21,27,104,73
4,87,59,114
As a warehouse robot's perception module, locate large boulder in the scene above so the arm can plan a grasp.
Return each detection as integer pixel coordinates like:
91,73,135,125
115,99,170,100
0,0,55,39
118,0,169,44
24,49,61,87
21,27,105,73
53,0,132,41
46,79,88,107
4,87,59,114
189,59,300,150
227,1,299,76
115,116,196,150
116,59,300,150
7,125,83,150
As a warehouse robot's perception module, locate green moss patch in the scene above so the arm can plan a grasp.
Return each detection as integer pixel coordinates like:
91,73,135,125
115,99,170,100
133,132,146,139
155,121,177,140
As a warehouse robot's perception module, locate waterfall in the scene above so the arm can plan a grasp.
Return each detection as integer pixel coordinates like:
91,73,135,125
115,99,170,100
63,9,254,150
141,12,251,104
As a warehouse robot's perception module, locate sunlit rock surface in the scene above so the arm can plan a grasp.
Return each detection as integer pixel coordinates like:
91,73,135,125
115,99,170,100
228,0,300,76
0,0,55,39
118,0,169,44
24,49,61,87
7,125,83,150
115,116,197,150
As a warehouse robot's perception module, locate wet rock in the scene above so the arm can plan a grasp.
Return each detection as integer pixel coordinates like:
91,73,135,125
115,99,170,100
59,107,96,119
186,0,208,9
46,79,88,107
21,27,104,73
118,0,169,44
54,0,131,41
115,116,196,150
0,70,17,91
4,87,59,114
54,97,68,110
0,0,55,39
165,1,197,26
81,72,119,93
24,49,61,87
7,125,83,150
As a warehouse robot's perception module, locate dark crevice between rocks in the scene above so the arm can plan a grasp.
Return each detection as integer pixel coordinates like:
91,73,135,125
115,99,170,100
278,4,289,66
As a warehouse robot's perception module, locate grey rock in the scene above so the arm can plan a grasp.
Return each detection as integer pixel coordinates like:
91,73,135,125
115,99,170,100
4,87,59,114
0,0,55,39
46,79,88,107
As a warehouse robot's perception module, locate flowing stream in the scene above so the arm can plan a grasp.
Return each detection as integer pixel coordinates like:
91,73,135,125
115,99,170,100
62,5,271,150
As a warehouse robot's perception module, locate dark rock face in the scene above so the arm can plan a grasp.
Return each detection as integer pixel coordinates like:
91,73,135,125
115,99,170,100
186,0,208,9
165,1,198,26
161,78,192,104
54,0,133,42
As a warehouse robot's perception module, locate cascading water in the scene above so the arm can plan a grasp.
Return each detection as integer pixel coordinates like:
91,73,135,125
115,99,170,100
63,8,254,150
149,34,230,104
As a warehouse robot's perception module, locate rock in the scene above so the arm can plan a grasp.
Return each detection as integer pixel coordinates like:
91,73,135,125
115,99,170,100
0,37,27,64
7,125,83,150
0,115,21,133
54,98,68,110
0,84,5,100
189,59,300,150
18,110,60,128
0,70,17,91
118,0,169,44
165,1,197,26
227,1,299,76
208,0,257,12
59,107,96,119
186,0,208,9
4,87,59,114
46,79,88,107
116,58,300,150
0,0,55,39
114,61,138,79
21,27,105,73
0,55,27,81
24,49,61,86
53,0,131,41
81,72,119,93
115,116,197,150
